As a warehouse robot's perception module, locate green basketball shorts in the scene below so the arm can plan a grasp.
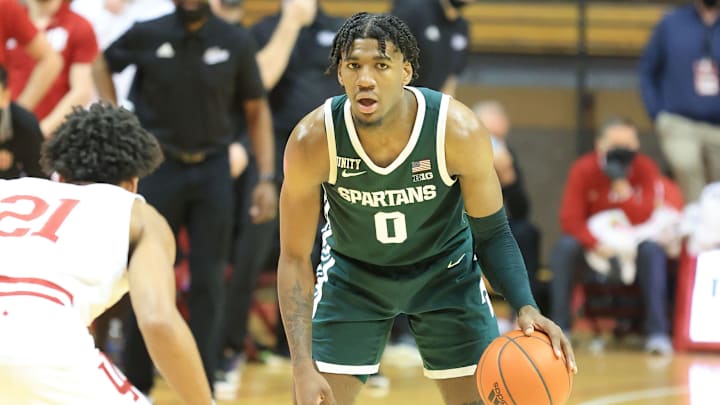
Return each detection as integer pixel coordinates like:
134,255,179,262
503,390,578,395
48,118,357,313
311,238,499,380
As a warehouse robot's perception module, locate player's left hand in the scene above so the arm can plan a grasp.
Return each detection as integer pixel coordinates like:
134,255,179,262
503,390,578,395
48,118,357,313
517,305,578,374
250,180,278,224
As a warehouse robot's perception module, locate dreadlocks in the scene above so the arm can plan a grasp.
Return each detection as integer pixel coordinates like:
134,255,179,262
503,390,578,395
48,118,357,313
328,12,420,80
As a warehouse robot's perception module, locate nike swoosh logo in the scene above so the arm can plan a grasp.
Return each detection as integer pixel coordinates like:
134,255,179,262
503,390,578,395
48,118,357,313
341,169,367,178
447,253,466,268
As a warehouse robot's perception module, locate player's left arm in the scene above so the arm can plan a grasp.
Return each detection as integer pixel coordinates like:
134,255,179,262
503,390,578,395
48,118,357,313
445,98,577,373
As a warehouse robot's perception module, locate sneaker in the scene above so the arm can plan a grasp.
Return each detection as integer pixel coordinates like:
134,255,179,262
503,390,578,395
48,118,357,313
645,334,674,356
213,351,246,400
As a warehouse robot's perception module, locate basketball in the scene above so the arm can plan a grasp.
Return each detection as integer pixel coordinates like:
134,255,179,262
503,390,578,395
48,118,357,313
476,330,573,405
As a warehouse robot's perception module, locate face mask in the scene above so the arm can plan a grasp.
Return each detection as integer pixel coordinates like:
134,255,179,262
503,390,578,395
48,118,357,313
176,2,211,25
603,147,637,180
703,0,719,8
448,0,470,10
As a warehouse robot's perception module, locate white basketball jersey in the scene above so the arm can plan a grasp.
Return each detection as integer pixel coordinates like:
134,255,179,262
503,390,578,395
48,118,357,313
0,177,141,366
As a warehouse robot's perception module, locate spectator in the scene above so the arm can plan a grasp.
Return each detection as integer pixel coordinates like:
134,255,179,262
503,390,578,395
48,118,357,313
549,118,674,356
73,0,174,111
0,63,44,179
94,0,277,395
210,0,345,399
639,0,720,202
391,0,473,95
474,100,543,309
5,0,98,138
0,0,62,111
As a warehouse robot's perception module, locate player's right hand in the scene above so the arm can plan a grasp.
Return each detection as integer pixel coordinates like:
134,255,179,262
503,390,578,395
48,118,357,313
293,366,336,405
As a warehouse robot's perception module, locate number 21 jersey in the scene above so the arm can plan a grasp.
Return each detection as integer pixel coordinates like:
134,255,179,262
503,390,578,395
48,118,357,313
0,177,140,365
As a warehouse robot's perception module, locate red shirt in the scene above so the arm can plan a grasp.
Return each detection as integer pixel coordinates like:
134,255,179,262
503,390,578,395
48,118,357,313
0,0,38,65
559,151,662,249
6,1,98,119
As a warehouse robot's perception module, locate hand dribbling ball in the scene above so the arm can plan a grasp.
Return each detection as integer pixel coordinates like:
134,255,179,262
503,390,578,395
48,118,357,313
476,330,573,405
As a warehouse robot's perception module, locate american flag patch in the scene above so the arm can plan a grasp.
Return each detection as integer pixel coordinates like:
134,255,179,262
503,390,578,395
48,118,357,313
411,159,432,173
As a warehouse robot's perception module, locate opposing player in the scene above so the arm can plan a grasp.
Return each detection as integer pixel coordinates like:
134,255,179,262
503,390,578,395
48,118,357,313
278,13,577,404
0,103,213,405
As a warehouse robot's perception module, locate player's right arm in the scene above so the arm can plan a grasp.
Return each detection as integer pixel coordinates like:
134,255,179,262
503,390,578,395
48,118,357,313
127,200,213,405
277,106,336,405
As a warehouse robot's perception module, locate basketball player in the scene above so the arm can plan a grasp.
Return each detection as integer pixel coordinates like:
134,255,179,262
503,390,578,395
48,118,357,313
0,103,213,405
278,13,577,404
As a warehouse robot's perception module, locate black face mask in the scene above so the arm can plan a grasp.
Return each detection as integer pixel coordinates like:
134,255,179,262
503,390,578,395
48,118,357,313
176,2,211,25
448,0,469,10
603,147,637,180
703,0,719,8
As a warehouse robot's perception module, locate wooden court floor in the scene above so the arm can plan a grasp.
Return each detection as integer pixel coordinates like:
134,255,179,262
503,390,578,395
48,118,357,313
152,344,720,405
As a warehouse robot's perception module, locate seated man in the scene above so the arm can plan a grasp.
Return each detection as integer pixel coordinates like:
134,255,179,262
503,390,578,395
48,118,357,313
474,100,543,310
549,117,673,355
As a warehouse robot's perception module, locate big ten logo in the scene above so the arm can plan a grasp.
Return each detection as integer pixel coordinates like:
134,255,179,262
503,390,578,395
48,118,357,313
412,172,433,183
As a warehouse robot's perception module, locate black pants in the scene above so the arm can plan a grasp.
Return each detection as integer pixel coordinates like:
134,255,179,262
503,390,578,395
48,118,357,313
221,149,322,358
221,158,278,355
549,235,670,336
123,153,233,392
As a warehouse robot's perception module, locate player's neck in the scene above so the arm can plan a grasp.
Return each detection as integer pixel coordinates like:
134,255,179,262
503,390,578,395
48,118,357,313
358,89,415,137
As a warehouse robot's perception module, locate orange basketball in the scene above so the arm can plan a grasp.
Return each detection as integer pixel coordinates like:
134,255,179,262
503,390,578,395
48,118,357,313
476,330,573,405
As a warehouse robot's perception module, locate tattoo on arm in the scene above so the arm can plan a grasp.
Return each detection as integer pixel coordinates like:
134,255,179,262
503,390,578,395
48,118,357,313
285,279,314,365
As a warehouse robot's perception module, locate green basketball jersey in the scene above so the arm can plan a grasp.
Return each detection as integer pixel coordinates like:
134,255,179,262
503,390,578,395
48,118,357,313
321,86,472,266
